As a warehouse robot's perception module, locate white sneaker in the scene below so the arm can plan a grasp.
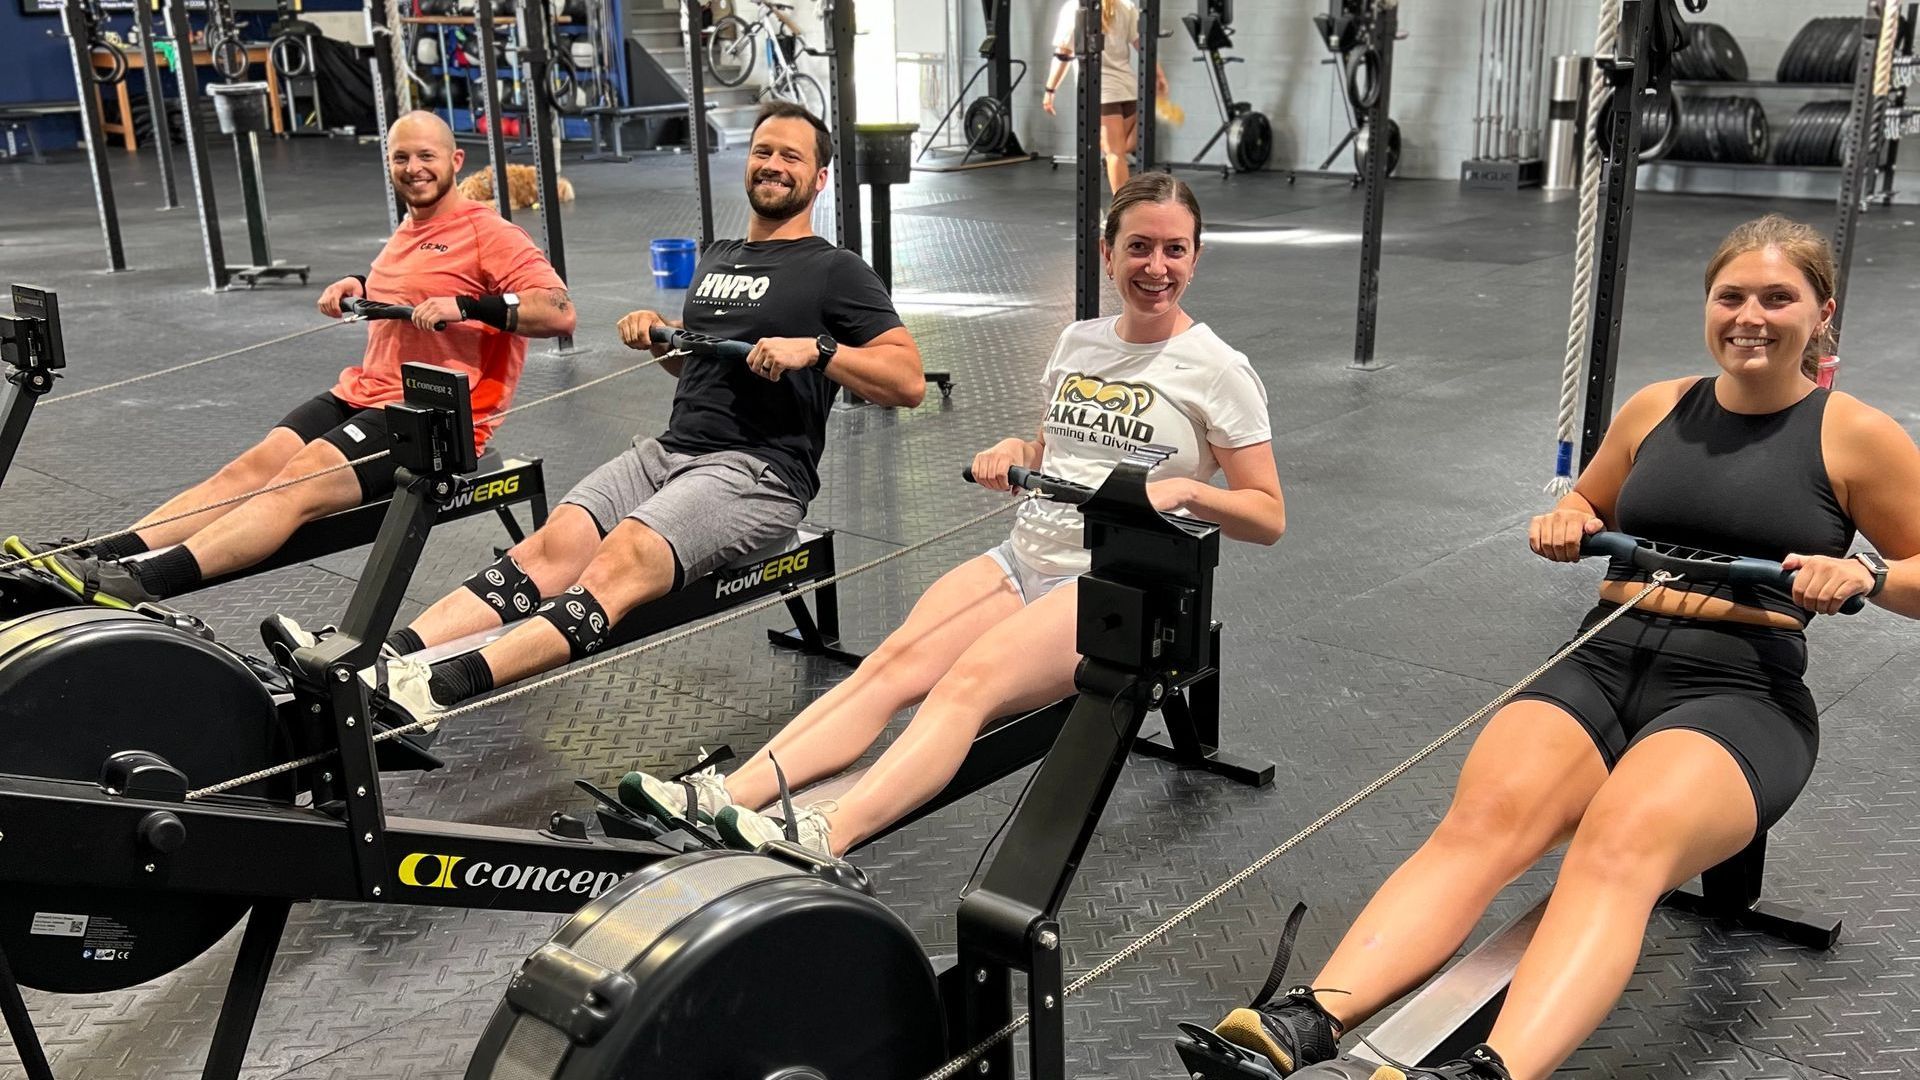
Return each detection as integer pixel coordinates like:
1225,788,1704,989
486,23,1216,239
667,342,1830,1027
619,760,734,825
715,801,835,857
265,614,401,663
359,654,447,733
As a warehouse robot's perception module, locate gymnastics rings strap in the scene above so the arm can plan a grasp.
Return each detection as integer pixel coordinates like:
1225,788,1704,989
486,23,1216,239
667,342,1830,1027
211,34,250,82
88,38,129,87
269,33,315,80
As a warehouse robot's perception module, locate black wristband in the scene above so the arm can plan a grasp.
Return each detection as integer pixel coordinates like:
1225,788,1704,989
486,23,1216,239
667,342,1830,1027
349,274,367,294
456,294,511,331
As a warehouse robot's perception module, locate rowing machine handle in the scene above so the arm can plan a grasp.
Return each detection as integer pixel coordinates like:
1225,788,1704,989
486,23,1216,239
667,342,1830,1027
961,464,1094,504
1579,531,1865,615
340,297,445,331
648,324,754,363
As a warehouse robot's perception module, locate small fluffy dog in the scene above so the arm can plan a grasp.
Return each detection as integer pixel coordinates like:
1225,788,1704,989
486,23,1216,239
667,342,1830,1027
458,164,576,210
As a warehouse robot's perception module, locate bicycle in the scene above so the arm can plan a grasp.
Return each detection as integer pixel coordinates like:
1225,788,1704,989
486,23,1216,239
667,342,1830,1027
704,0,827,120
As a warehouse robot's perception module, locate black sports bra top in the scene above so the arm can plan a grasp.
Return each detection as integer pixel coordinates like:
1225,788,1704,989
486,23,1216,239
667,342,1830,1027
1609,377,1855,623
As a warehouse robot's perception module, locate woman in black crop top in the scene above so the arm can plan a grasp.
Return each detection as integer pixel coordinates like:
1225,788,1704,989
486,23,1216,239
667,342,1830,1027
1194,218,1920,1080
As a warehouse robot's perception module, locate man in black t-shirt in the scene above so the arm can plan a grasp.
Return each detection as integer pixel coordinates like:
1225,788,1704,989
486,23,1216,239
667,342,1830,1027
334,103,923,724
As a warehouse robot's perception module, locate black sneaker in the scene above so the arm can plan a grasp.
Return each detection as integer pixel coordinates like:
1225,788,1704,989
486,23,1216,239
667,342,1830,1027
1367,1045,1511,1080
5,540,154,609
1204,904,1342,1075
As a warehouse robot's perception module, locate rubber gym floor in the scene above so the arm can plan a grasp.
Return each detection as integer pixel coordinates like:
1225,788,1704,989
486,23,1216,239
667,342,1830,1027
1,139,1916,1079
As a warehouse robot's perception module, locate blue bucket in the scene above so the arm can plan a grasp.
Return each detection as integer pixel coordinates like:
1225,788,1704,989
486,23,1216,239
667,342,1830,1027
651,238,699,289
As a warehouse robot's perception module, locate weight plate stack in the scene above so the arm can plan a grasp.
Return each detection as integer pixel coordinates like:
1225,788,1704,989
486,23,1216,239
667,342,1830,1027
1672,22,1748,82
1778,17,1863,84
1668,95,1769,163
1774,99,1853,166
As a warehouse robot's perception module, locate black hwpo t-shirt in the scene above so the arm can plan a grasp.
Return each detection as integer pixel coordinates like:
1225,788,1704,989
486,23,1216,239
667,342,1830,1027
660,236,903,503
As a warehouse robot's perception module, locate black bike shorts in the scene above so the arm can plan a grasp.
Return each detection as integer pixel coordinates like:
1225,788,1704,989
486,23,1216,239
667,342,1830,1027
1514,602,1818,829
275,393,399,501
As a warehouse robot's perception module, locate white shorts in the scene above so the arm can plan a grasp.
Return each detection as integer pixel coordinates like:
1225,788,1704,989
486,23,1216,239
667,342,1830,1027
984,540,1078,605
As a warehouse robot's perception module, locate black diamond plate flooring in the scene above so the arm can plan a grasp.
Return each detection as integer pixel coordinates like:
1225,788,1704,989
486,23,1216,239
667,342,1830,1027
2,138,1917,1079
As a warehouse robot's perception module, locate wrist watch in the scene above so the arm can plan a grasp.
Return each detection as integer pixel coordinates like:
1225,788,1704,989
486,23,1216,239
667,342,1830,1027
1853,551,1889,597
502,292,521,333
813,334,838,370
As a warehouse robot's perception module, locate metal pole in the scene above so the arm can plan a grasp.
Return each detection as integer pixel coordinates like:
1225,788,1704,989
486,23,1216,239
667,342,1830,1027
1831,1,1889,348
236,132,273,266
1074,0,1103,321
829,0,859,252
474,0,512,221
1473,0,1489,160
137,1,179,209
1578,0,1653,468
58,0,127,272
1351,0,1396,370
520,0,572,350
366,0,401,230
1137,0,1157,172
683,0,714,249
162,0,230,291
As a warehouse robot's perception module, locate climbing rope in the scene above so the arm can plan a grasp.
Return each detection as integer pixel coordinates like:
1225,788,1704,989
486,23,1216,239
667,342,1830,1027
1549,0,1621,496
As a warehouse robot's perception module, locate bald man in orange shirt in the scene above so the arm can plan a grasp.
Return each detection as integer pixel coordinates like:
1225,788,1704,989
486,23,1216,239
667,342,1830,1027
28,112,575,606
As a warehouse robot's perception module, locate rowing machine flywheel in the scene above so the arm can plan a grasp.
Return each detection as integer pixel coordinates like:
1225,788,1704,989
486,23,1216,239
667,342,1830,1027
466,850,946,1079
0,607,289,991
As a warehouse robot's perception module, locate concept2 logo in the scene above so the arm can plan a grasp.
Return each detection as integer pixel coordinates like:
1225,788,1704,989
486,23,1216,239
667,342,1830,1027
396,853,626,897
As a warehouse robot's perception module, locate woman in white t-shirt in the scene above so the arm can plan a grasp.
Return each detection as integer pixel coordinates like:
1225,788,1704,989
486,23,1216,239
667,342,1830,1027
621,173,1286,858
1043,0,1169,196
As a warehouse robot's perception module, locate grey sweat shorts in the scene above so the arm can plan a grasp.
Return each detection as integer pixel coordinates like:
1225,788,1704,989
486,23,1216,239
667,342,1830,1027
560,436,805,581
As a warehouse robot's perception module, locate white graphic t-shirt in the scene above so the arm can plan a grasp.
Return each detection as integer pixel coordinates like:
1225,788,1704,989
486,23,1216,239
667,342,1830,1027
1009,317,1272,576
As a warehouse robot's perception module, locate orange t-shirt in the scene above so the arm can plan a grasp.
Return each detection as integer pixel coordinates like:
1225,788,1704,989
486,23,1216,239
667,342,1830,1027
330,200,565,451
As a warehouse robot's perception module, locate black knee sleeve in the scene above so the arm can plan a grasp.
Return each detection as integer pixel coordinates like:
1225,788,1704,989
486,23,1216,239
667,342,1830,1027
533,585,611,660
462,554,541,621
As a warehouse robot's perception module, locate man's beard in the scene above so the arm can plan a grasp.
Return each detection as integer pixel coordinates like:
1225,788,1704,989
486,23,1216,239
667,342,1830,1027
747,171,813,221
395,171,454,209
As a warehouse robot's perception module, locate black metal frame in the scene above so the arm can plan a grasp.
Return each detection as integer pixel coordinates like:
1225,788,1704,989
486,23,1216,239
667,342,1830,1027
827,0,860,253
0,286,65,495
196,454,549,590
943,457,1272,1080
1830,0,1915,355
1074,0,1104,322
683,0,716,249
475,0,514,222
162,0,234,292
1577,0,1671,468
56,0,127,273
1349,0,1397,371
518,0,574,351
133,1,181,210
0,366,690,1080
366,0,402,231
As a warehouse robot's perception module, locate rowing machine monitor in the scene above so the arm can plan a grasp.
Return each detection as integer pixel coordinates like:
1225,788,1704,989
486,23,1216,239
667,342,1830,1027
1,285,65,376
389,362,477,477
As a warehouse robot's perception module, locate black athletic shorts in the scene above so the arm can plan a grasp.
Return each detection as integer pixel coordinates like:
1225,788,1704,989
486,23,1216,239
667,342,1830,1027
1514,602,1818,830
274,393,400,501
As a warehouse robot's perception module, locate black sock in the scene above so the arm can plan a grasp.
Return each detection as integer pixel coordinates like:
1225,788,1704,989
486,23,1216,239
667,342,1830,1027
427,652,494,706
92,533,150,561
135,546,202,599
385,626,425,655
